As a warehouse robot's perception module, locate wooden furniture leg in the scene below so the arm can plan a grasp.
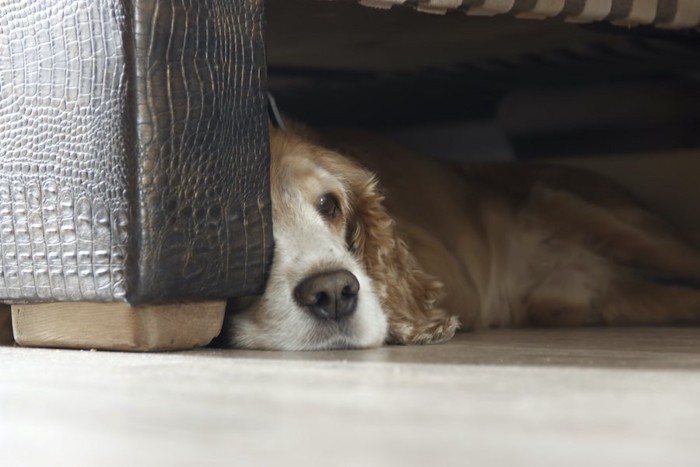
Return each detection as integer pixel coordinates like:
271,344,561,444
10,301,226,352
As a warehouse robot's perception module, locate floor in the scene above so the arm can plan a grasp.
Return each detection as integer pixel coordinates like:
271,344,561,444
2,328,700,467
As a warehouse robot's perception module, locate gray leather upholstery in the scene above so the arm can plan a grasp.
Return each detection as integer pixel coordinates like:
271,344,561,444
0,0,272,305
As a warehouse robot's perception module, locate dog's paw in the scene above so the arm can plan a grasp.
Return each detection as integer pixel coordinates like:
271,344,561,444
387,314,460,345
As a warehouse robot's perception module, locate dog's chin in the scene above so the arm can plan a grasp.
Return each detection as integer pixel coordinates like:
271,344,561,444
225,297,388,351
316,317,390,350
228,318,386,351
291,326,380,351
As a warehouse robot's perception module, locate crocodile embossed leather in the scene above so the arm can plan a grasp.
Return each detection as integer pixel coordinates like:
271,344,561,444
0,0,272,305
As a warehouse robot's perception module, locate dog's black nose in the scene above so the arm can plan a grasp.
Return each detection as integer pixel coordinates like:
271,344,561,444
294,270,360,321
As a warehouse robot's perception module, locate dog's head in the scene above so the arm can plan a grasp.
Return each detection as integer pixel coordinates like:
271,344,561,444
224,126,457,350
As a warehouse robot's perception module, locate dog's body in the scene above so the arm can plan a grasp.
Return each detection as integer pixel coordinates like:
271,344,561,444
223,124,700,350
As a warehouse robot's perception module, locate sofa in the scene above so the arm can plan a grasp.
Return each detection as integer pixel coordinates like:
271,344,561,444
1,0,698,350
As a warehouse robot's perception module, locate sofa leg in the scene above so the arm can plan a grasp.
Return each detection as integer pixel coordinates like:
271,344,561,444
10,301,226,352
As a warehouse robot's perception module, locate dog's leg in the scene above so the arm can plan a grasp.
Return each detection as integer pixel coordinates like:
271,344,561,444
528,184,700,287
524,255,610,328
526,268,700,327
520,183,700,327
524,265,700,327
599,277,700,325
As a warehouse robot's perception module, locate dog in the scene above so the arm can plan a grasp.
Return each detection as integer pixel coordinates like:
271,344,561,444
221,121,700,350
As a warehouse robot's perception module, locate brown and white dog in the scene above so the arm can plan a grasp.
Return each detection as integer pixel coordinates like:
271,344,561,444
222,122,700,350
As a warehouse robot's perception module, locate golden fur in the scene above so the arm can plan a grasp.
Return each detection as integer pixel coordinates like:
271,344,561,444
222,123,700,349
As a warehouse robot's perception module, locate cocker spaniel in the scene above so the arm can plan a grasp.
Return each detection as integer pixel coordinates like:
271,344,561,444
222,121,700,350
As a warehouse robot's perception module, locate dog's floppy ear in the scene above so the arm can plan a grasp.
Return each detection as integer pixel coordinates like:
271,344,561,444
345,167,460,345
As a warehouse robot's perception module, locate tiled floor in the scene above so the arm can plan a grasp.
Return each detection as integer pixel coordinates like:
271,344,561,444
2,328,700,467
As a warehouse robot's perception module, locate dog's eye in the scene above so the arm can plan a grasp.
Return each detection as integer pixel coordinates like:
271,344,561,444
317,193,341,220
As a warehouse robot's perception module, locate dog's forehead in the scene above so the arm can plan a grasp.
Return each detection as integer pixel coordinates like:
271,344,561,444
275,150,346,199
